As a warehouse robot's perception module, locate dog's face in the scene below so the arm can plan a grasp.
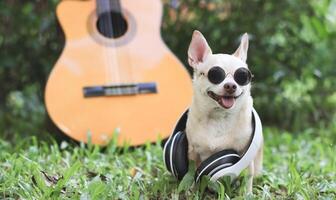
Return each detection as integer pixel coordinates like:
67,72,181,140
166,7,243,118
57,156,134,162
188,31,252,111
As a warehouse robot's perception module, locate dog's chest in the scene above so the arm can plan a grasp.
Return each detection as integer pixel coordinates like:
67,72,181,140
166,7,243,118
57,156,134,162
186,116,252,161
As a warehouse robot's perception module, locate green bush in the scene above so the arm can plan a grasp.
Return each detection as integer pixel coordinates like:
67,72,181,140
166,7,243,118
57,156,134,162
0,0,61,137
162,0,336,130
0,0,335,137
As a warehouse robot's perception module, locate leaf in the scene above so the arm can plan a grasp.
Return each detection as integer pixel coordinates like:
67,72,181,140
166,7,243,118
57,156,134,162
86,171,108,182
32,171,48,193
199,175,211,197
216,181,225,200
87,178,108,200
177,169,194,193
41,171,62,186
52,161,81,196
178,160,197,193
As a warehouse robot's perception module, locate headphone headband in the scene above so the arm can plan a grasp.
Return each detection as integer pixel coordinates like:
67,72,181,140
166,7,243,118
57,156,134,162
163,107,263,182
209,108,262,181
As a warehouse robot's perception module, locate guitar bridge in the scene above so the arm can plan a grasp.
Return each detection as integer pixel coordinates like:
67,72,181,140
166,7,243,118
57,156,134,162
83,82,157,97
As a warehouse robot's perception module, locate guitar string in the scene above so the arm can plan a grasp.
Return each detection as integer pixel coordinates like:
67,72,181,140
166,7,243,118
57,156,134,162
100,0,136,94
107,0,133,95
105,0,122,93
117,0,125,83
98,0,113,85
110,0,124,95
116,0,135,85
100,0,110,85
106,0,117,85
112,0,121,84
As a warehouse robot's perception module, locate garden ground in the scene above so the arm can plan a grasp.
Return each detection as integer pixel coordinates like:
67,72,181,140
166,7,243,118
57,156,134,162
0,125,335,199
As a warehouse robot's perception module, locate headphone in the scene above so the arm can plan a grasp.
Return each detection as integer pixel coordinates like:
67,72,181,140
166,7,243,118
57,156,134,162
163,108,262,182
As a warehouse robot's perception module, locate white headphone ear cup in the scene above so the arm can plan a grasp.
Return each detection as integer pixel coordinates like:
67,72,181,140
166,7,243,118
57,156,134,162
163,136,174,173
195,149,240,182
163,131,188,179
171,132,189,180
163,109,189,178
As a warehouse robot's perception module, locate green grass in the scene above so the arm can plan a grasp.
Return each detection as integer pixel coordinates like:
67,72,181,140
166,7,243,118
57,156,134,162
0,125,335,199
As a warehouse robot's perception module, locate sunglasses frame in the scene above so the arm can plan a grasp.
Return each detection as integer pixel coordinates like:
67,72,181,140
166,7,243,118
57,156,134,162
207,66,254,86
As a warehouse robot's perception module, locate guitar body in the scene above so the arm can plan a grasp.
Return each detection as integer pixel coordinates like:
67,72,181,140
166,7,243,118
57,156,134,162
45,0,192,145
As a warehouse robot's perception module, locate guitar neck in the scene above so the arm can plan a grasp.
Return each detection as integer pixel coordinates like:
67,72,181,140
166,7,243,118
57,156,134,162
96,0,122,14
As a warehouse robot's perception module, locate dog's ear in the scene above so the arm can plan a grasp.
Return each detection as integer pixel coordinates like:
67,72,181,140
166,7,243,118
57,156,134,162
188,30,212,68
233,33,249,62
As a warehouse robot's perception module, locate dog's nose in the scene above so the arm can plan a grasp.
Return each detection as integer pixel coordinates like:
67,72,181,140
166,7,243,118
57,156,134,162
224,83,237,94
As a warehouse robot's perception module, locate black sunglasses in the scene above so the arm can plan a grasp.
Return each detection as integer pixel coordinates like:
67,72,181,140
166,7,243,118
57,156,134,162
207,66,253,86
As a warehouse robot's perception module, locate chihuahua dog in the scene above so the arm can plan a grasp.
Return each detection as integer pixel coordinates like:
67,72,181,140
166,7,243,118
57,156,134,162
185,30,263,193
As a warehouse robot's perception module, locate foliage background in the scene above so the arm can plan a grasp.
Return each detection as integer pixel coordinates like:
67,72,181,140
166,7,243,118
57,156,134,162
0,0,336,139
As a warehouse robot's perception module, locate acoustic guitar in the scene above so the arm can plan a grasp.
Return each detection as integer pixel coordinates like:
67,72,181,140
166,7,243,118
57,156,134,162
45,0,192,146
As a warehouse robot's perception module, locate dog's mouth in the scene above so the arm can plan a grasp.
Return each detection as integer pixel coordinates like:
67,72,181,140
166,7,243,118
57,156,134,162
207,91,243,109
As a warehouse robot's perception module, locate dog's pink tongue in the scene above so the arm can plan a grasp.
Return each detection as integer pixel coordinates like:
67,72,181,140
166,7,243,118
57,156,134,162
221,97,234,108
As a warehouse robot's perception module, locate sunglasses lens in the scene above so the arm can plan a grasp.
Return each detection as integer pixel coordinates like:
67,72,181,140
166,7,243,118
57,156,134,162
234,67,252,86
208,66,226,84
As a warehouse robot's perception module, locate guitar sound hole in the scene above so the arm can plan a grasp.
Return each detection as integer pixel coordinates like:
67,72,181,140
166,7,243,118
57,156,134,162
97,11,128,39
